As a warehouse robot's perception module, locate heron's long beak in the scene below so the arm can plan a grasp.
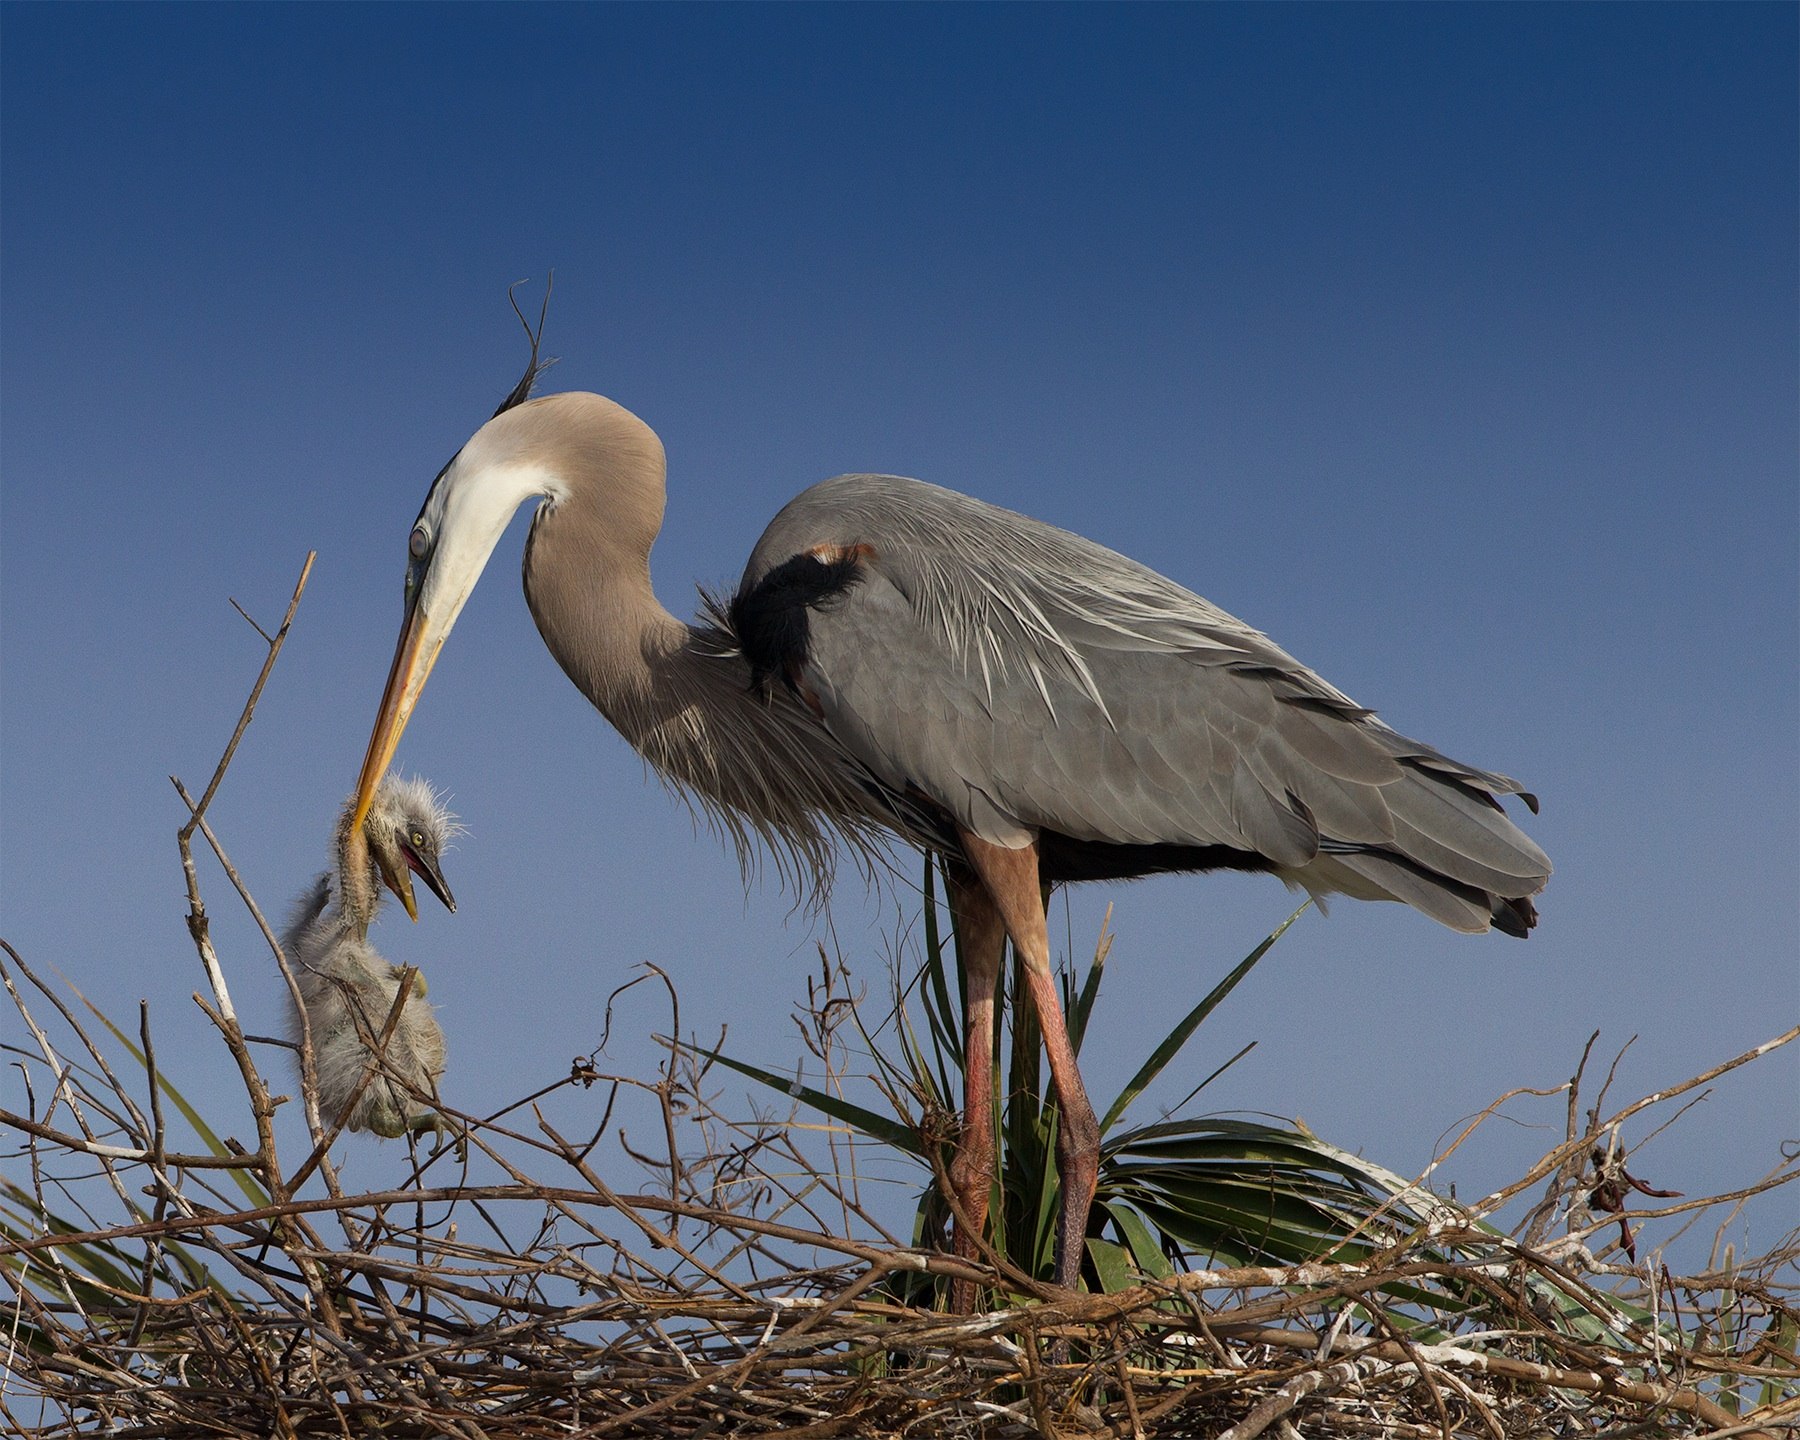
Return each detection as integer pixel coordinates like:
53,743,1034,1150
352,593,449,835
354,449,523,845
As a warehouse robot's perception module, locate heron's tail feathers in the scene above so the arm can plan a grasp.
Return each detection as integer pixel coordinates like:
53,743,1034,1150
1301,738,1551,937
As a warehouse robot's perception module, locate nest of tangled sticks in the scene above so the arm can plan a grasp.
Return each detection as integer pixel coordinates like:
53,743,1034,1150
4,935,1796,1440
5,561,1797,1439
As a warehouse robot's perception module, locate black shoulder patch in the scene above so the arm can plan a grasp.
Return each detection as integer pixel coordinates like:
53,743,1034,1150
729,550,866,695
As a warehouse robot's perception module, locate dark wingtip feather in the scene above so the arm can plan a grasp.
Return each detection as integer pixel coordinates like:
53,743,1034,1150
1491,894,1538,938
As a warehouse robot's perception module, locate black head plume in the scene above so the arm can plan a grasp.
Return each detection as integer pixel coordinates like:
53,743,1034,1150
494,274,558,417
412,276,561,535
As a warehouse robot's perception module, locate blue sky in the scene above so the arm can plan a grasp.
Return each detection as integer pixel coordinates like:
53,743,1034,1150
4,4,1794,1267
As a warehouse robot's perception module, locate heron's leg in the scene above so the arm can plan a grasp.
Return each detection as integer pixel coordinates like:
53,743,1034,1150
945,864,1005,1313
959,832,1101,1294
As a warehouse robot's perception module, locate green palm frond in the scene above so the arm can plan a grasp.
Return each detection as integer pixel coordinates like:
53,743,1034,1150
1096,904,1303,1132
689,1044,922,1154
4,985,255,1345
690,859,1675,1344
712,855,1385,1301
71,980,271,1210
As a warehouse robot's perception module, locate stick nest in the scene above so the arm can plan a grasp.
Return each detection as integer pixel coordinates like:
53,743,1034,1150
5,926,1795,1439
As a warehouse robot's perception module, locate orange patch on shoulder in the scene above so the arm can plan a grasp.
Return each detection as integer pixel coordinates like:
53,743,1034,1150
807,542,877,567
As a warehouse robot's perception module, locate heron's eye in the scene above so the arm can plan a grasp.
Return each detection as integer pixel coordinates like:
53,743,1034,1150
411,830,426,848
409,526,430,559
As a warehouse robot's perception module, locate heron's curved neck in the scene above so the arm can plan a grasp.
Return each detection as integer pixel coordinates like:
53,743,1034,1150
522,493,694,742
520,477,876,889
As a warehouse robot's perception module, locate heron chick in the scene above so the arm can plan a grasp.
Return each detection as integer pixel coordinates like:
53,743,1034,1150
281,774,457,1139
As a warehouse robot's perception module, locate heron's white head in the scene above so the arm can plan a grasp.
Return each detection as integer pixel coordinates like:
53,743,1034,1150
351,392,664,832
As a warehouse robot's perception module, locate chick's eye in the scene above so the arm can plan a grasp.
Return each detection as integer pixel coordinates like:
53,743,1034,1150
409,527,430,559
411,830,426,848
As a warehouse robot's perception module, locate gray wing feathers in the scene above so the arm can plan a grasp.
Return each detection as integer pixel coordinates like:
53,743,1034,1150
744,475,1550,926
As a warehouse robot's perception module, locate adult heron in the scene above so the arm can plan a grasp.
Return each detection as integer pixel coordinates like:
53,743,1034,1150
352,354,1549,1292
284,773,457,1139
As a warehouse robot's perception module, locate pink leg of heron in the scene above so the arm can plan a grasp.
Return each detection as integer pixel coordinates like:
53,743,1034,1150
946,867,1005,1313
959,831,1101,1295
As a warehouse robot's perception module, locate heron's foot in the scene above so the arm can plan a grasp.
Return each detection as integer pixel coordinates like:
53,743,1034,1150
365,1098,409,1139
408,1109,466,1159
